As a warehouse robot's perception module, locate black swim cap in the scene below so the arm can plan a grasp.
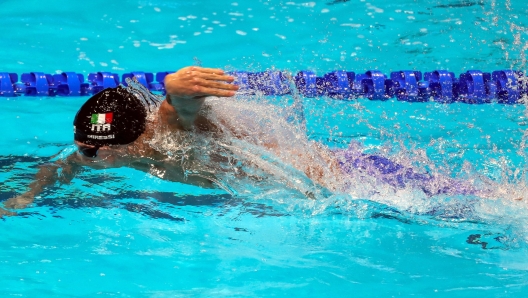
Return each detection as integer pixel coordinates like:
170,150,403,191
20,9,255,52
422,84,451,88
73,86,147,146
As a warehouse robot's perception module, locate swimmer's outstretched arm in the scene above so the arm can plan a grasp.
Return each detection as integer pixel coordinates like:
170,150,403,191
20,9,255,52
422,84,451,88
1,154,82,212
160,66,239,131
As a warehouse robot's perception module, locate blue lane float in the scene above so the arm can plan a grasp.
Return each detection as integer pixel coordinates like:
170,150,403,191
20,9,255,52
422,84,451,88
390,71,424,102
20,72,53,96
87,72,119,94
0,73,18,97
53,72,89,96
493,70,522,104
362,70,388,100
0,69,526,104
424,70,455,103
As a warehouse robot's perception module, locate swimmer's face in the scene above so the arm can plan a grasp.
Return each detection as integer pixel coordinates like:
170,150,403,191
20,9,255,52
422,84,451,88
75,141,115,162
76,141,99,158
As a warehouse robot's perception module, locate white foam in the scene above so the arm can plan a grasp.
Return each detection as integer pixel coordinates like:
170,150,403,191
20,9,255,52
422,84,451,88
341,23,361,28
367,4,384,13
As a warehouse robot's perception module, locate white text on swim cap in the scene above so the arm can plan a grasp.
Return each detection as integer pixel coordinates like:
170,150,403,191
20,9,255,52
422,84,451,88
91,123,112,132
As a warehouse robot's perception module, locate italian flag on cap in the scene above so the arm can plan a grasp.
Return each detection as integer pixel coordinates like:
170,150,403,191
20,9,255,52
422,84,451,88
91,112,113,124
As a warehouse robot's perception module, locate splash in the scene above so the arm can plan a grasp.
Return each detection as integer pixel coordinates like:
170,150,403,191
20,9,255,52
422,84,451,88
147,94,342,199
137,0,528,244
144,89,525,205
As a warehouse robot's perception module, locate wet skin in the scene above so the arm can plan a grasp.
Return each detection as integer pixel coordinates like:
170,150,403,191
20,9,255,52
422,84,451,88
1,67,339,211
2,67,239,210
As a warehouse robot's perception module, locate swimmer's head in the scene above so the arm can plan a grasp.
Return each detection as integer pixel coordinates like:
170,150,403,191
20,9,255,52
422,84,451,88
73,86,147,147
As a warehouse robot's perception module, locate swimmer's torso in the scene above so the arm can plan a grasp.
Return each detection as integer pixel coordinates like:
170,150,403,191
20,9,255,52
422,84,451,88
75,97,342,191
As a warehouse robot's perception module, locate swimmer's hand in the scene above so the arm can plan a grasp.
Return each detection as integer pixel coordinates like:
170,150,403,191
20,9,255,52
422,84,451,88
162,67,239,130
0,207,16,217
165,66,239,99
0,194,30,217
3,193,34,210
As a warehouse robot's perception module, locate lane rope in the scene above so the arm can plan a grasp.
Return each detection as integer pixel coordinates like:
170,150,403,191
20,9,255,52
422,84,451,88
0,69,526,104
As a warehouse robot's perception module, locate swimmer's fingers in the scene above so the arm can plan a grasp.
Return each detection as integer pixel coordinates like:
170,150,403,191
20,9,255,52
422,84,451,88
176,66,234,82
0,208,16,217
197,72,235,82
192,85,236,97
188,67,234,82
190,66,225,75
165,67,238,98
195,78,239,91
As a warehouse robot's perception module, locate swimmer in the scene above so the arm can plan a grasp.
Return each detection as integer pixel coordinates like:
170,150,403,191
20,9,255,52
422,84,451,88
1,66,484,213
1,66,343,211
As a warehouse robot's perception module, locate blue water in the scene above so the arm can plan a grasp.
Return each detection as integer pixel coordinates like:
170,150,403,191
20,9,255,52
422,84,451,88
2,0,528,296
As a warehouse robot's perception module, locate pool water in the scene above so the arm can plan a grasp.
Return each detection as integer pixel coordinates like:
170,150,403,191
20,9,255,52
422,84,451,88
2,0,528,296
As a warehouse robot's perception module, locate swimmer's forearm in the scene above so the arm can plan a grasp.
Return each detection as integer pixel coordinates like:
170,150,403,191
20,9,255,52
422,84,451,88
165,95,206,130
3,164,60,209
4,157,80,210
26,164,61,196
